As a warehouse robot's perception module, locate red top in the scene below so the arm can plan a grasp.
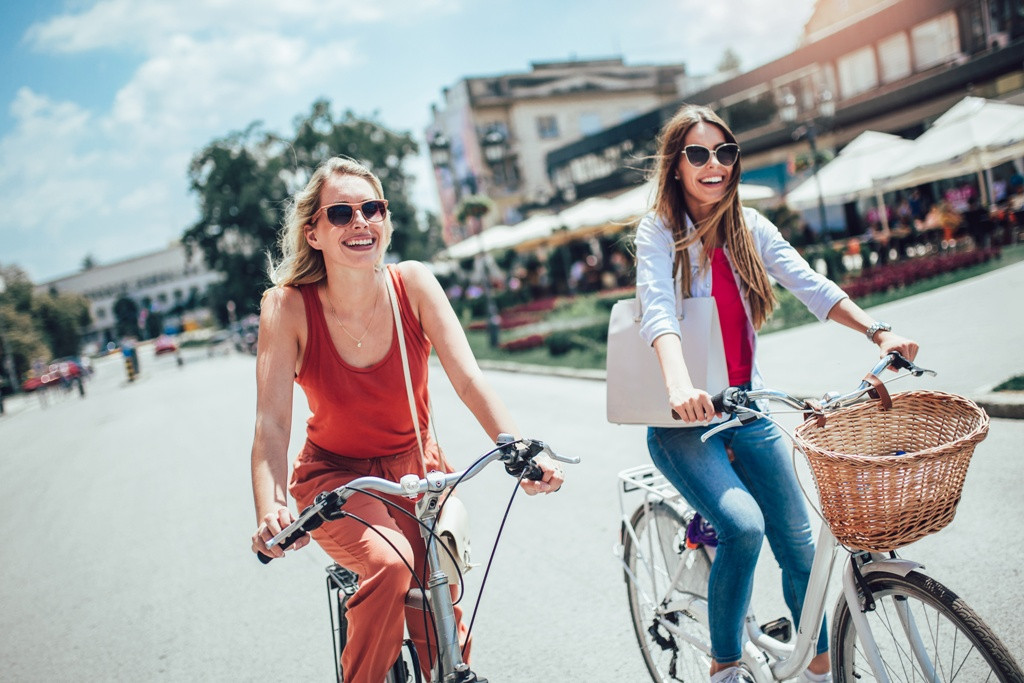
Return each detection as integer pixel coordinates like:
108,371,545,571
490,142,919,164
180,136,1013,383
711,248,753,386
295,265,434,459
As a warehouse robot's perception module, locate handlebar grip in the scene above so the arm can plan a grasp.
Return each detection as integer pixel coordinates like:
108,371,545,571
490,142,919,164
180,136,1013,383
522,461,544,481
255,526,310,564
711,391,727,414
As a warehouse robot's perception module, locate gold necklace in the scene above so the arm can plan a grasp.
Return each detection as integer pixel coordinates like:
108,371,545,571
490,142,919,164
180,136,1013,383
327,272,382,348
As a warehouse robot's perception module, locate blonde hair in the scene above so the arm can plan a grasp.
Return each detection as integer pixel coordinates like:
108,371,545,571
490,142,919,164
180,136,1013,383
649,104,776,330
268,157,393,288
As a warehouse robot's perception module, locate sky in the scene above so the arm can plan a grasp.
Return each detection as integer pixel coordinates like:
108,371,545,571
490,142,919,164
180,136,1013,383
0,0,816,284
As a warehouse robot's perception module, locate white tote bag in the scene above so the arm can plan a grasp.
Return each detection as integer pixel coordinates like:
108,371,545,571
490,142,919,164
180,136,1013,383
606,296,728,428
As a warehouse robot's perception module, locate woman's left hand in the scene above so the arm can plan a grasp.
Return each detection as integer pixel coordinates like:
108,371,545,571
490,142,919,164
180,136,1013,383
876,330,919,364
519,453,564,495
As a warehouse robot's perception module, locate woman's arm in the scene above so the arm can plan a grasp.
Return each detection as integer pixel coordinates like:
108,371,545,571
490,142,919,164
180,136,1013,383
825,297,919,362
652,333,717,423
250,287,310,558
402,262,562,494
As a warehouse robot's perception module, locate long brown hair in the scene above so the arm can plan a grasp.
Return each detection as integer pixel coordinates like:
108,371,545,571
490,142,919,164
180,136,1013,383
650,104,776,329
268,157,393,289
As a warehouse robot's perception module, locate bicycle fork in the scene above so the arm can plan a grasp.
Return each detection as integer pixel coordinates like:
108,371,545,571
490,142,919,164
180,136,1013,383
417,491,479,683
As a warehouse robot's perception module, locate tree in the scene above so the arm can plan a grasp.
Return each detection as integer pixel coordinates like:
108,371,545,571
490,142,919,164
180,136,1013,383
0,265,91,382
717,48,742,73
113,296,141,340
183,100,430,319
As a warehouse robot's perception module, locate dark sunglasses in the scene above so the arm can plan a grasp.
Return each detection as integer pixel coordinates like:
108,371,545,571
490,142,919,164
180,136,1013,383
681,143,740,168
310,200,389,227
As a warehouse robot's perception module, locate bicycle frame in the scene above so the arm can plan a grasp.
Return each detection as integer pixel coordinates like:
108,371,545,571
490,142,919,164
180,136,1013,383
616,465,926,683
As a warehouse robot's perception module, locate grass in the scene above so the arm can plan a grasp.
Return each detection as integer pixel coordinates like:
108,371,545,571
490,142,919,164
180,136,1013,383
463,243,1024,373
993,376,1024,392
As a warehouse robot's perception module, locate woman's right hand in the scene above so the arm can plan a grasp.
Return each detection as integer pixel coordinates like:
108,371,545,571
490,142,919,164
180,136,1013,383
251,506,310,559
668,386,718,424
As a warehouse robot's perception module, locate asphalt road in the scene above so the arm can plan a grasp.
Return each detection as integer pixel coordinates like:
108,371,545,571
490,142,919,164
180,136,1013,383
1,266,1022,681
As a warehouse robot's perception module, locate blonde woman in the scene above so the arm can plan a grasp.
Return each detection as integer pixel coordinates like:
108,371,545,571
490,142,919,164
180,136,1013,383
635,105,918,683
250,157,563,681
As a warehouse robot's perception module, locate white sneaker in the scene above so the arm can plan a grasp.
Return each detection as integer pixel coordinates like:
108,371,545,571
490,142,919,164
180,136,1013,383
710,665,755,683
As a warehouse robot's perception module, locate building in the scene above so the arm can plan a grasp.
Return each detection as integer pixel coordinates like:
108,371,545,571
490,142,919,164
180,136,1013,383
40,243,223,348
426,57,687,244
544,0,1024,235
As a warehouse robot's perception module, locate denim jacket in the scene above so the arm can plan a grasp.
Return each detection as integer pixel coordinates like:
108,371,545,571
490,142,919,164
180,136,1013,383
634,206,847,398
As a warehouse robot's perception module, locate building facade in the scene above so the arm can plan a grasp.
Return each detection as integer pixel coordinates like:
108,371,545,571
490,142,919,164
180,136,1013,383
40,243,223,348
544,0,1024,234
426,57,687,244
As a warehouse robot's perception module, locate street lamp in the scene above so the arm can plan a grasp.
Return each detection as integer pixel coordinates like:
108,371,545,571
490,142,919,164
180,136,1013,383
781,91,835,244
429,130,502,348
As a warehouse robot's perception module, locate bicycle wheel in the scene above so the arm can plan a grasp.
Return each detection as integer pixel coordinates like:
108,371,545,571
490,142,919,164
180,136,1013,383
385,639,423,683
623,501,713,682
831,569,1024,682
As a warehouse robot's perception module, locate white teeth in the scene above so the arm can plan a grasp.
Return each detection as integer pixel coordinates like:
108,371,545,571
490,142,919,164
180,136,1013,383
345,238,373,246
700,176,724,184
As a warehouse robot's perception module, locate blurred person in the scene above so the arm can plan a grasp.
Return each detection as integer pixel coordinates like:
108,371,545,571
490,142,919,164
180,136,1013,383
634,104,918,683
249,156,563,682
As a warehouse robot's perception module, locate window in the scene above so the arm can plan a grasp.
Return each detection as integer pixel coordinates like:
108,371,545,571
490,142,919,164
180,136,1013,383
537,115,559,139
878,32,912,83
837,46,878,98
579,112,602,136
912,13,960,70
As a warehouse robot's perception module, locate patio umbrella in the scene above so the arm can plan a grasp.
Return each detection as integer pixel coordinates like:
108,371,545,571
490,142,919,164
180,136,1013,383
871,96,1024,202
787,131,915,209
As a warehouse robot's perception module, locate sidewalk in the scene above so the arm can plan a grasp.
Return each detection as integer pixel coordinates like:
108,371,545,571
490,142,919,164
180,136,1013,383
479,259,1024,419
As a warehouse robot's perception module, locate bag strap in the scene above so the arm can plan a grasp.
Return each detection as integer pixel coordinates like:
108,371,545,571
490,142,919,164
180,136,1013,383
384,265,426,462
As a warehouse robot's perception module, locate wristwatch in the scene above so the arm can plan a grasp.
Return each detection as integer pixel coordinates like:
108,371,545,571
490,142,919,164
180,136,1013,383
865,321,892,343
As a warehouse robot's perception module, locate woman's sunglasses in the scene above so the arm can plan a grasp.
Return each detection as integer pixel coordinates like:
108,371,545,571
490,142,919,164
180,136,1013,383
681,143,740,168
310,200,389,227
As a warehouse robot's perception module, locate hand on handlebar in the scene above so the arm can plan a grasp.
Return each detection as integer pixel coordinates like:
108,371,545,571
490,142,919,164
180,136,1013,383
669,386,720,424
519,452,564,495
252,505,310,560
875,331,919,367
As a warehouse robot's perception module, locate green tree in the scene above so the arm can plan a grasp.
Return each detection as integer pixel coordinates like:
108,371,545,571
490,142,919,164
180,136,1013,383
717,48,742,73
113,296,141,340
32,292,92,358
0,265,90,383
183,100,430,319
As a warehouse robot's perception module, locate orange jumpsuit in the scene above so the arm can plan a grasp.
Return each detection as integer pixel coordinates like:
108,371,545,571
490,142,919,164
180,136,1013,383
288,266,469,682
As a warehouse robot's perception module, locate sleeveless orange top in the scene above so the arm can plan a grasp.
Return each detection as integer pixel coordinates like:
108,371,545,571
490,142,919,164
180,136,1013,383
295,265,432,459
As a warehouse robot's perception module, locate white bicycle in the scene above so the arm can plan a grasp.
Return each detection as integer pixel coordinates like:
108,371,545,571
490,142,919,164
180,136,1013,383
616,353,1024,682
260,435,578,683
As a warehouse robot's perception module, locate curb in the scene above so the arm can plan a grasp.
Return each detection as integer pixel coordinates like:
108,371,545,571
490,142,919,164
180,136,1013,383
973,391,1024,420
472,360,1024,420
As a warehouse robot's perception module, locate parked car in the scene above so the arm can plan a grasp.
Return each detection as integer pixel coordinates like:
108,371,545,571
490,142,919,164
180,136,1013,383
21,359,84,392
154,335,179,355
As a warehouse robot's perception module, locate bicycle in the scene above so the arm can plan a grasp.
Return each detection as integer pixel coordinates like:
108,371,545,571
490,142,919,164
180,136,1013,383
615,352,1024,682
259,435,578,683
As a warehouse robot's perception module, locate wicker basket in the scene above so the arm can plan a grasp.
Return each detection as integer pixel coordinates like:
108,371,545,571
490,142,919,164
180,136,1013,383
793,390,989,552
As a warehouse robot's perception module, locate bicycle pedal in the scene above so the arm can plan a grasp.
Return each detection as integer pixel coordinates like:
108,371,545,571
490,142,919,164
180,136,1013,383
761,616,792,642
326,563,359,596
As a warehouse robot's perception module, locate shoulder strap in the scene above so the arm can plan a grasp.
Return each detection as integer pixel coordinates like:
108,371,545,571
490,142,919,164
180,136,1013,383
385,265,426,462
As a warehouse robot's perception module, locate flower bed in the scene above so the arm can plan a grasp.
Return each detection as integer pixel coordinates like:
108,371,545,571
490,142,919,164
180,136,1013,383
842,248,1000,299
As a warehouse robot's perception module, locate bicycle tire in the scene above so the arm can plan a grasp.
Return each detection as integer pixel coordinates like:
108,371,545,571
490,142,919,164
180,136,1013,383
831,569,1024,682
623,501,713,682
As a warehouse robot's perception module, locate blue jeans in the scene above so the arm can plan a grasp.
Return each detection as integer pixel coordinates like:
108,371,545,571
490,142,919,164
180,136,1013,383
647,418,828,663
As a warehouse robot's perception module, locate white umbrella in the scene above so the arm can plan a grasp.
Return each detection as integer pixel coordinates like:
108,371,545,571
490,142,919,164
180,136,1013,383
786,131,916,209
872,96,1024,201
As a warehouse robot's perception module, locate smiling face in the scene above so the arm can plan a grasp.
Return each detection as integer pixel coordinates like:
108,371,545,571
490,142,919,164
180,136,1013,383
675,121,734,224
304,173,390,269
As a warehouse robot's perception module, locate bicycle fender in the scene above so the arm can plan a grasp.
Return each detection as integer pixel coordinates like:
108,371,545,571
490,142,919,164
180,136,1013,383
859,557,922,578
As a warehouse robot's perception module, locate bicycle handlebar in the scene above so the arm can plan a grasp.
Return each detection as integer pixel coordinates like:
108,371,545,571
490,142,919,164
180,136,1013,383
702,352,935,441
257,436,577,564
